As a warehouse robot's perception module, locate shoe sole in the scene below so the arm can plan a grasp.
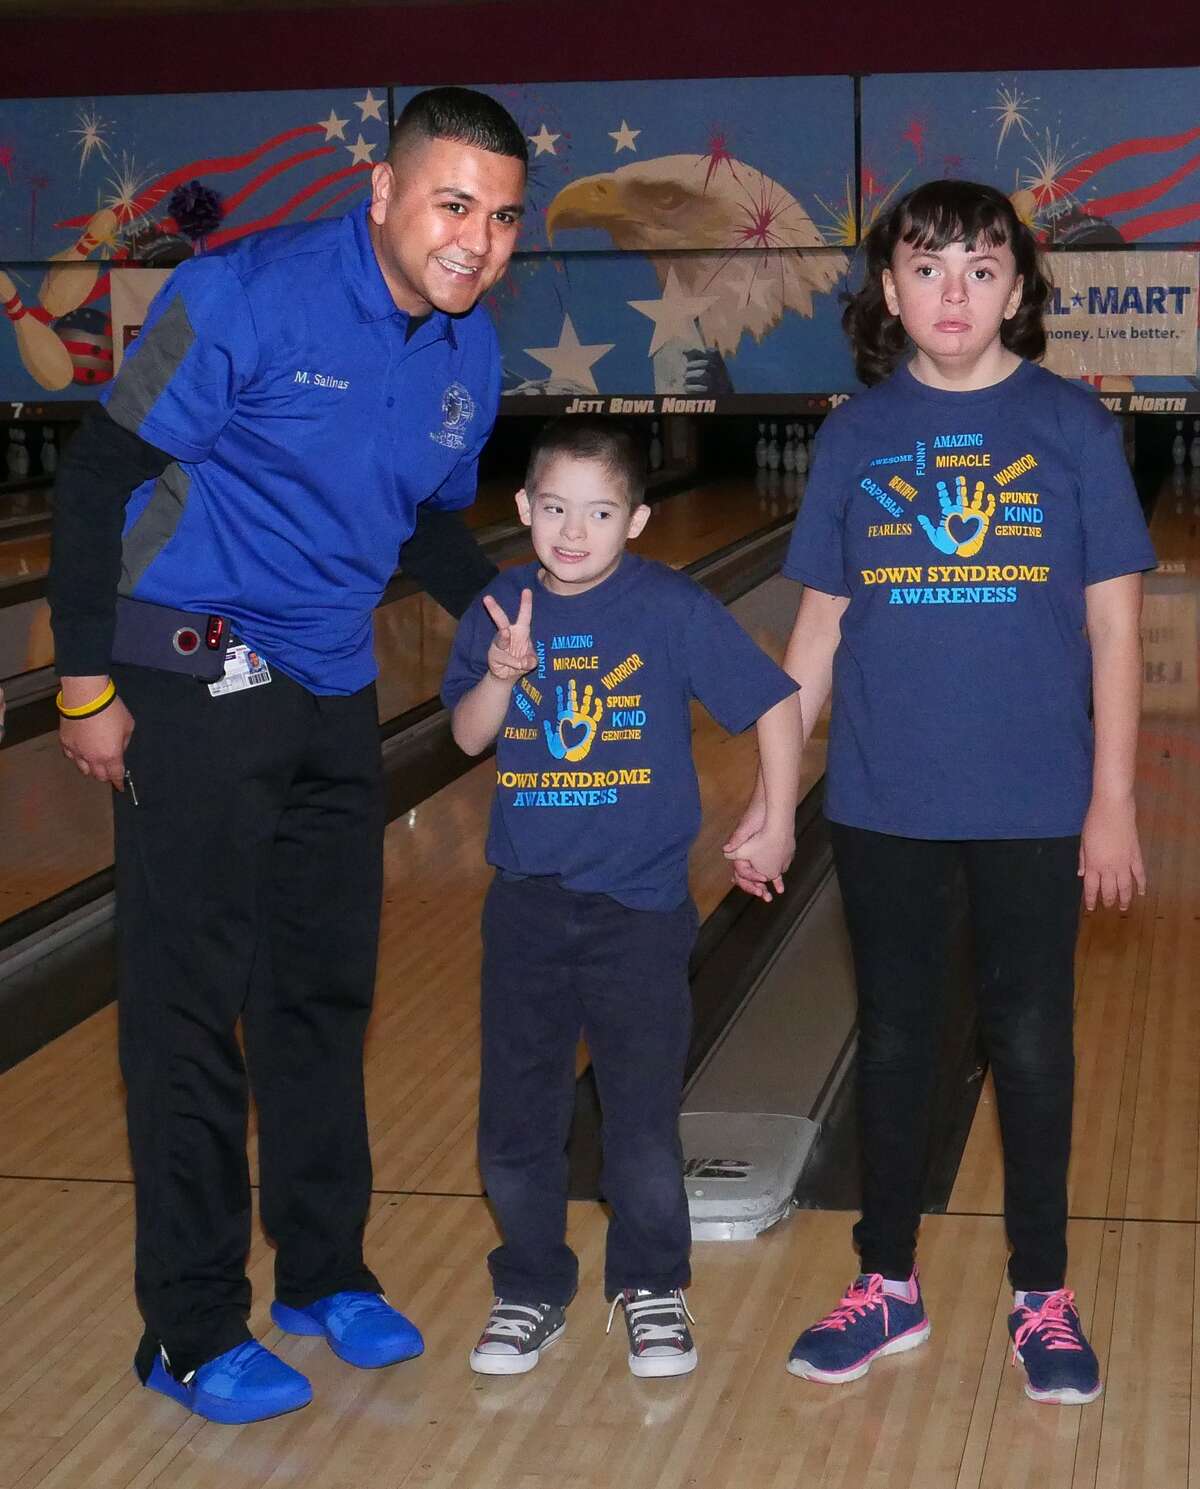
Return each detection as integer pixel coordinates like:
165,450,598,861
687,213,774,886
629,1346,698,1378
469,1321,565,1375
1014,1351,1103,1404
269,1301,424,1369
787,1320,932,1383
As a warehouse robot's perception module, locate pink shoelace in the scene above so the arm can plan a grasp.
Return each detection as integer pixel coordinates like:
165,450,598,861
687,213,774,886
813,1273,893,1334
1011,1288,1083,1362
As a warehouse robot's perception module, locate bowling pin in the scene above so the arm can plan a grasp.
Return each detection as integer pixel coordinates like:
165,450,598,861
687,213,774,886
782,424,796,473
40,426,58,477
6,428,29,479
648,419,663,472
1190,419,1200,467
766,422,780,472
1171,419,1186,465
37,207,118,320
754,421,767,470
795,433,809,476
0,271,74,392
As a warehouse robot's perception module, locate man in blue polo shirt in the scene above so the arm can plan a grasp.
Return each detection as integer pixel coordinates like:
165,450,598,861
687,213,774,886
47,88,527,1425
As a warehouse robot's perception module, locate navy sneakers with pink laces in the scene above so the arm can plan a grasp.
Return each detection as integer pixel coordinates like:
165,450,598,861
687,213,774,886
1008,1288,1102,1404
787,1272,930,1382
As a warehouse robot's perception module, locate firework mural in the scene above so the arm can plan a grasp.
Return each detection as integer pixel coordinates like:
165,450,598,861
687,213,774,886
861,69,1200,248
2,71,1198,405
859,69,1200,396
0,88,385,397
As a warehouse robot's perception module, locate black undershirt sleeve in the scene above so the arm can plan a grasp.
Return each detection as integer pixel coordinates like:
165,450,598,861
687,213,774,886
397,506,499,620
47,407,175,678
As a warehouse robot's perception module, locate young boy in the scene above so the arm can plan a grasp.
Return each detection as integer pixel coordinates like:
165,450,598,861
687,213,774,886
441,417,801,1378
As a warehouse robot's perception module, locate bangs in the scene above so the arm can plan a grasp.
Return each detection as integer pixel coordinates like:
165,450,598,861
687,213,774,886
898,183,1013,255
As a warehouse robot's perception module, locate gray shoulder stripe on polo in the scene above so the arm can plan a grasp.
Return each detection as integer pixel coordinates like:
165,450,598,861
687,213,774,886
119,463,191,594
106,295,197,434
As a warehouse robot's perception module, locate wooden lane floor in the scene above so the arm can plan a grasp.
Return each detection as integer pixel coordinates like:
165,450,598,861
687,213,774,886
0,474,788,922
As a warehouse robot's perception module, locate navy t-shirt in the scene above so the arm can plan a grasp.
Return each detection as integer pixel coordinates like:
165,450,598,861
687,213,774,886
442,555,798,910
783,359,1156,839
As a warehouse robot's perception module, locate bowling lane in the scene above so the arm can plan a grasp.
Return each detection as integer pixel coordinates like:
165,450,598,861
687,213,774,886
0,567,818,1189
0,473,794,922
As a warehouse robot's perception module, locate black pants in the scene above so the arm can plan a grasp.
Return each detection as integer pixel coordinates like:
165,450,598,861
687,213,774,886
113,662,384,1381
832,824,1081,1293
478,874,697,1304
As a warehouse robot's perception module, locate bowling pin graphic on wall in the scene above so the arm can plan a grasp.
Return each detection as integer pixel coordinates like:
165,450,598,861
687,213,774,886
38,208,118,320
0,271,74,391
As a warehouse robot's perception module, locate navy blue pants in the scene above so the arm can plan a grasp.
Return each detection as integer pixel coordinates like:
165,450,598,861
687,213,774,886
833,825,1081,1292
478,874,697,1304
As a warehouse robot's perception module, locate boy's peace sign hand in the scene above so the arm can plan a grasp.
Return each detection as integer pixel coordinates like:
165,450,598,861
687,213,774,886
483,589,538,682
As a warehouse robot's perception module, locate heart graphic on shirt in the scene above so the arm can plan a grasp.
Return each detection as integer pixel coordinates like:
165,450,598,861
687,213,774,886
561,719,591,752
945,511,985,548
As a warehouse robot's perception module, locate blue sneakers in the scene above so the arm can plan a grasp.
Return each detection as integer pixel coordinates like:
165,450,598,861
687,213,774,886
787,1272,931,1382
1009,1288,1102,1404
144,1340,313,1424
270,1291,424,1369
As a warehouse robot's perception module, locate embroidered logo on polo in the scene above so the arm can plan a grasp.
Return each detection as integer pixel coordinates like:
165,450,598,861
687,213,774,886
430,381,476,450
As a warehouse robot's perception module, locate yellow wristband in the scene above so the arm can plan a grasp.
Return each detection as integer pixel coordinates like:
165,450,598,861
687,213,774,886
56,680,117,718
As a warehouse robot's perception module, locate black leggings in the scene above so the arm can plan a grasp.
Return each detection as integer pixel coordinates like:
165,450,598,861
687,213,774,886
831,824,1081,1292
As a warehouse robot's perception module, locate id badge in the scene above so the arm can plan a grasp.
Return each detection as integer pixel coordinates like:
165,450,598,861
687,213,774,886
208,643,272,698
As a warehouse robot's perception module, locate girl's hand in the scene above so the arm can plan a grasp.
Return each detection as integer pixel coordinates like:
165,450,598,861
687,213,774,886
1079,794,1146,912
483,589,537,681
723,783,771,897
728,827,795,903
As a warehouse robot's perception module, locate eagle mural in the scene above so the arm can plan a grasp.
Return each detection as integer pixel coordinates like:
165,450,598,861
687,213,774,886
545,154,847,361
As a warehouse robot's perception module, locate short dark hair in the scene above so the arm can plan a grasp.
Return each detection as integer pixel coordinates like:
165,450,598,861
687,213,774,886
526,417,648,508
388,87,528,168
844,179,1052,385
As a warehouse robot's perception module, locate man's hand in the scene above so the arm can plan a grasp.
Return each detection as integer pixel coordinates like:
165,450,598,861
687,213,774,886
483,590,537,681
58,675,134,789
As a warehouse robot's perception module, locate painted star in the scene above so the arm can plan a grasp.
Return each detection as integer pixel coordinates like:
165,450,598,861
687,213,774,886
1071,291,1085,307
528,123,561,157
319,108,349,142
609,119,641,154
628,266,717,358
354,89,385,123
346,134,377,166
525,314,614,393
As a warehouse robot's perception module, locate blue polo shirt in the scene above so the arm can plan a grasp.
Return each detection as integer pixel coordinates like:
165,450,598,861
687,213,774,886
102,205,501,693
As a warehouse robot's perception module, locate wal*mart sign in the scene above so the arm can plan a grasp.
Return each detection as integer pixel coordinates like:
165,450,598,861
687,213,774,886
1042,252,1197,379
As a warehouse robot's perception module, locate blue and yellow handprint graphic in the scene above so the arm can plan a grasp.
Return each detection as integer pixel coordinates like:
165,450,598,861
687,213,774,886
918,476,996,559
544,678,604,762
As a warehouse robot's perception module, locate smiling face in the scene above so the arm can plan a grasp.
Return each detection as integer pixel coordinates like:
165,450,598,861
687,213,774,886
882,235,1024,388
516,454,650,597
367,136,525,317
